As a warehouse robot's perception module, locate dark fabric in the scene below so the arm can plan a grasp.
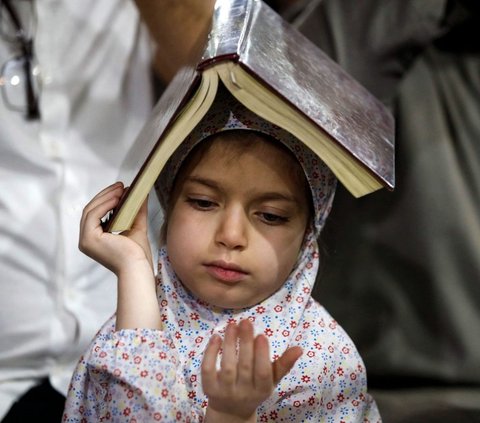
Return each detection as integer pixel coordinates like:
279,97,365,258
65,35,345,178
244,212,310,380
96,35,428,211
372,387,480,422
2,379,65,423
292,0,480,386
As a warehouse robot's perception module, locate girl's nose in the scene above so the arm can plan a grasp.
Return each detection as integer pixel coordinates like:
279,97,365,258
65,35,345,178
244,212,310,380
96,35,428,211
214,206,248,250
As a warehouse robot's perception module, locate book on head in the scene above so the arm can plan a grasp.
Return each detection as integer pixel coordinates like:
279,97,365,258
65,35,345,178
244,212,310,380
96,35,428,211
105,0,395,233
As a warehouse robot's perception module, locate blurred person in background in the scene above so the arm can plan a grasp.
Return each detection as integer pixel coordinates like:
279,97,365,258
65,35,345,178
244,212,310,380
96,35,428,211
270,0,480,420
0,0,212,421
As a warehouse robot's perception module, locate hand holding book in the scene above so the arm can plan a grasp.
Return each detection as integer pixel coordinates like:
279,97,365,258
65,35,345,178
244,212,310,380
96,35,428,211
79,182,161,331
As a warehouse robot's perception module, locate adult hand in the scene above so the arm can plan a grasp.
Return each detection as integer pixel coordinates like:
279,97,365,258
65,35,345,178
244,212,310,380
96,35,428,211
134,0,215,82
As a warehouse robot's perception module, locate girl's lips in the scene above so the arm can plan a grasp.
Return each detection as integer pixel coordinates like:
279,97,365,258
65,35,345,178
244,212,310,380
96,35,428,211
204,261,248,283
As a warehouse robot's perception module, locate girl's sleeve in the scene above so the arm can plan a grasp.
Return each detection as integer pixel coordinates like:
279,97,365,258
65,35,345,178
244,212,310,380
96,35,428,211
63,316,198,422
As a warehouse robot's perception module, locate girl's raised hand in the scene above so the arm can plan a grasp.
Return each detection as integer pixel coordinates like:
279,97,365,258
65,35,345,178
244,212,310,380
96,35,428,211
202,319,303,423
79,182,153,277
80,182,160,330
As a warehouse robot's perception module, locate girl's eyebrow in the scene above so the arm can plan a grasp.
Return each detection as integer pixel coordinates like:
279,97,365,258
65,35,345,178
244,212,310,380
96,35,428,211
255,192,298,204
185,176,221,191
186,176,299,204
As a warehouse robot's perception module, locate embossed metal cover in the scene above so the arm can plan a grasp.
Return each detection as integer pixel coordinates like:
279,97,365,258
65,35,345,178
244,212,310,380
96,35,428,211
202,0,394,190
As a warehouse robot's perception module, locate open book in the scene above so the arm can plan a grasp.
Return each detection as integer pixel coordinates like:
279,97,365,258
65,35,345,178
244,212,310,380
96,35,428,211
106,0,395,233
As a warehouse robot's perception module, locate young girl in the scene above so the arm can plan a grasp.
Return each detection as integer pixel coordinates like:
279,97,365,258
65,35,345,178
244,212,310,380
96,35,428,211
63,88,381,422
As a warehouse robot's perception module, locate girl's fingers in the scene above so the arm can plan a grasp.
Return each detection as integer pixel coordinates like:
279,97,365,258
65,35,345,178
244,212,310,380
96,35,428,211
237,319,255,385
202,321,302,386
219,323,238,385
201,334,222,394
200,324,301,416
80,183,124,230
79,183,126,258
272,346,303,385
83,182,124,213
253,334,274,393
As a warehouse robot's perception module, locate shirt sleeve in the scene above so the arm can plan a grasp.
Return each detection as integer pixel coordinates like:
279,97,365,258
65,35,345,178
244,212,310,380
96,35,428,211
63,317,200,422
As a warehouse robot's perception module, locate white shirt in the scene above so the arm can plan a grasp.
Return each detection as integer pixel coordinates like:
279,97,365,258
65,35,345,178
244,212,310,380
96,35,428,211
0,0,153,417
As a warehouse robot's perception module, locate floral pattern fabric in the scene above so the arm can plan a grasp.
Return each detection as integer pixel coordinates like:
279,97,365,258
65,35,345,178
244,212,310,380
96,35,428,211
64,249,380,422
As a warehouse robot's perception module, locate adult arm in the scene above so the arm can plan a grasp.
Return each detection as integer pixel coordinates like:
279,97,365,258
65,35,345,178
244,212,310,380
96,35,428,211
133,0,216,83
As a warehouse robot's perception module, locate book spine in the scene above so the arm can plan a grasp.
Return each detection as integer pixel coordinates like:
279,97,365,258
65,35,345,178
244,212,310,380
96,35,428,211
199,0,255,69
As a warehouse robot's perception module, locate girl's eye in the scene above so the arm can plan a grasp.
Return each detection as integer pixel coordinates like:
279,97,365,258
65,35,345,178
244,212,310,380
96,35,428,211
187,197,216,210
258,212,289,225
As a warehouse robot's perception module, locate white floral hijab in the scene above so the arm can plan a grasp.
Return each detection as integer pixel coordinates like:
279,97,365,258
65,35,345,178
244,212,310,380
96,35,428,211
156,86,336,236
64,87,380,422
152,87,380,420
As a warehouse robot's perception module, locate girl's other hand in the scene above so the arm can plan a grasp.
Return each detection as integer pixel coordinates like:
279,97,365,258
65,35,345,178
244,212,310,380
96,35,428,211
202,319,302,423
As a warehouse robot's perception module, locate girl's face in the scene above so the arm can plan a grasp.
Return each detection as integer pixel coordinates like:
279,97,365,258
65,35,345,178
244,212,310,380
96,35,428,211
166,134,310,309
